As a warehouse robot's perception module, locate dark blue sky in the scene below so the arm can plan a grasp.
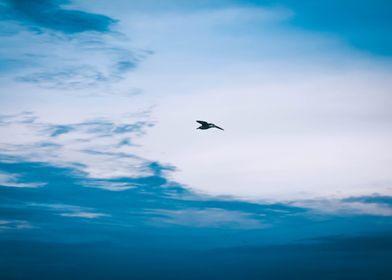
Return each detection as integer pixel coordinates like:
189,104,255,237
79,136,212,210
1,155,392,279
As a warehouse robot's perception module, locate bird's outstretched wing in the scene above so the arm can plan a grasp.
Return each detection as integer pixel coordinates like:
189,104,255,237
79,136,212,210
213,124,224,130
196,120,209,126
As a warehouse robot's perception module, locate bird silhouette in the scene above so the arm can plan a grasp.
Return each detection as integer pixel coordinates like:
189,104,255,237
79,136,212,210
196,120,224,131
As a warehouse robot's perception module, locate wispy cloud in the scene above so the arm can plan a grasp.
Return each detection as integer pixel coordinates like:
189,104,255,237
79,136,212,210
147,208,265,229
0,0,151,91
60,212,109,219
28,203,110,219
0,171,46,188
0,219,34,231
82,180,139,191
0,112,156,180
15,66,108,89
291,198,392,217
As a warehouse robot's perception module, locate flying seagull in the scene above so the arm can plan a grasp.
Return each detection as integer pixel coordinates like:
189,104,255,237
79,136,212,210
196,120,224,131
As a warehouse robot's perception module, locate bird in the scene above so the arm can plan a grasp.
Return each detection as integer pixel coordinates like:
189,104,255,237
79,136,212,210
196,120,224,131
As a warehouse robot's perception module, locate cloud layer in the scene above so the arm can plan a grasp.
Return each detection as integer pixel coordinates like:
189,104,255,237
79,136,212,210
1,2,392,278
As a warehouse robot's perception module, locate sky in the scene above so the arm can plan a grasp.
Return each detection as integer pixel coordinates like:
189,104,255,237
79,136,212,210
0,1,392,279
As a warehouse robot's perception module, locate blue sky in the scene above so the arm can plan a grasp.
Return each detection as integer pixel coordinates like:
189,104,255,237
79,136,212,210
0,1,392,279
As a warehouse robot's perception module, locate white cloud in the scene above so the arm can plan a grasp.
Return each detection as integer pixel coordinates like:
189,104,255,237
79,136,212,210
81,180,139,191
127,6,392,201
146,208,264,229
291,200,392,216
0,172,46,188
60,212,109,219
27,203,110,219
0,220,34,231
